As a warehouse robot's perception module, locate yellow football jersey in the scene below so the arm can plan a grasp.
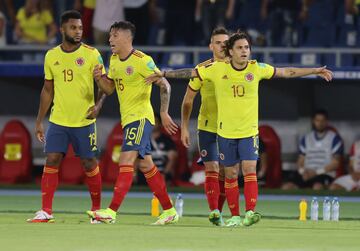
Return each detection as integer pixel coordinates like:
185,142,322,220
188,58,217,133
16,8,53,43
107,49,159,127
197,60,275,139
44,43,105,127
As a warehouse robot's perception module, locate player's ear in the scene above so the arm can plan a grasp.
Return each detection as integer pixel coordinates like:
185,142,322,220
229,48,233,57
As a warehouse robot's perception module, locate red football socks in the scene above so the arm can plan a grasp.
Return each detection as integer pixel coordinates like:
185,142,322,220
144,166,172,210
85,165,102,211
225,177,240,216
218,177,226,212
109,165,134,212
204,171,220,211
41,166,59,215
244,173,258,211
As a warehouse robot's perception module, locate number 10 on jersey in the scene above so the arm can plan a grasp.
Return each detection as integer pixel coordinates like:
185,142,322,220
232,84,245,97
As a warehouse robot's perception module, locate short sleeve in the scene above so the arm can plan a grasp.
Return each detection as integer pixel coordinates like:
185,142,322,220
196,63,213,82
257,62,276,80
44,52,53,80
188,66,202,91
331,134,344,155
299,136,306,155
93,49,106,75
107,56,114,80
42,10,54,25
140,55,159,78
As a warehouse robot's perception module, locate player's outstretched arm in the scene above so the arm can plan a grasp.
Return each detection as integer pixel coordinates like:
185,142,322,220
275,66,333,82
35,80,54,143
93,64,115,95
153,77,178,135
145,68,198,84
181,87,197,148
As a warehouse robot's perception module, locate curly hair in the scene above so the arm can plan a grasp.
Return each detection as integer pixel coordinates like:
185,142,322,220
224,31,252,57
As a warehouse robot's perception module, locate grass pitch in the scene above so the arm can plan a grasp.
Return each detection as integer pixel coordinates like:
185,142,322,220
0,193,359,251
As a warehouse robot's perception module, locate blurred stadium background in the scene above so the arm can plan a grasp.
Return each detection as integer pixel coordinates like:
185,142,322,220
1,1,360,250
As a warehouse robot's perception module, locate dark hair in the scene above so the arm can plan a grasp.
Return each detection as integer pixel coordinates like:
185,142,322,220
211,27,229,38
110,21,136,39
224,31,252,57
61,10,82,25
312,109,329,119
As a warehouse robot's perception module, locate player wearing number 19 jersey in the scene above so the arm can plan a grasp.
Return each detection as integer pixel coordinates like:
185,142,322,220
28,10,106,223
87,21,179,225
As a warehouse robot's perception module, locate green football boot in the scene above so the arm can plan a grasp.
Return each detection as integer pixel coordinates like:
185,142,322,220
225,216,242,227
242,210,261,227
209,209,222,226
152,207,179,225
86,208,116,224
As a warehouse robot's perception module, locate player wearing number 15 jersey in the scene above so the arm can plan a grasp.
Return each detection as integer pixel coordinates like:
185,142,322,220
87,21,179,225
146,31,333,227
28,10,106,223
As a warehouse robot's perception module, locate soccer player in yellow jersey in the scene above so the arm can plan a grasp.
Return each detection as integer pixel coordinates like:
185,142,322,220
87,21,179,225
146,32,333,227
181,27,229,226
27,10,106,223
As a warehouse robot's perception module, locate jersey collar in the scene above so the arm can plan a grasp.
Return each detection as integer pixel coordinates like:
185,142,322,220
119,49,135,62
230,60,248,71
60,43,81,53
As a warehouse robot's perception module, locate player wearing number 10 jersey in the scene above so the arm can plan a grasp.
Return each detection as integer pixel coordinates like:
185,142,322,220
28,10,106,223
87,21,179,225
146,31,333,227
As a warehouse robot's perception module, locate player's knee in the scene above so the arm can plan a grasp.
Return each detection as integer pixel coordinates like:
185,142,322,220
225,167,238,179
204,161,219,173
45,154,63,167
81,158,97,171
118,152,138,166
242,165,256,176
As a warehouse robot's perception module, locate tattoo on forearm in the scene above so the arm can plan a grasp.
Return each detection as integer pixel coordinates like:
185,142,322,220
160,83,170,112
289,70,296,76
165,69,193,79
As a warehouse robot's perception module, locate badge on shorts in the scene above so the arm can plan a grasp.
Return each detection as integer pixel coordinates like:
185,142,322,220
200,150,208,157
126,66,134,75
219,153,225,160
75,57,85,66
245,73,254,82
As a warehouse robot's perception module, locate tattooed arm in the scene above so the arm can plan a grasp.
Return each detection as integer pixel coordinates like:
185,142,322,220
153,77,178,135
145,68,198,84
163,68,198,79
275,66,333,81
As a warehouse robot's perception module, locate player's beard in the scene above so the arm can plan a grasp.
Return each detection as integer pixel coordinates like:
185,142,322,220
64,33,81,45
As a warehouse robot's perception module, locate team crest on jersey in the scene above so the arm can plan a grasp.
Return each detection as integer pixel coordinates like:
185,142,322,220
245,73,254,82
125,66,134,75
75,57,85,66
200,150,208,157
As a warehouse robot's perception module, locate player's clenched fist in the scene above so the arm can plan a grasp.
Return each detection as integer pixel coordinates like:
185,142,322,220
93,64,103,81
